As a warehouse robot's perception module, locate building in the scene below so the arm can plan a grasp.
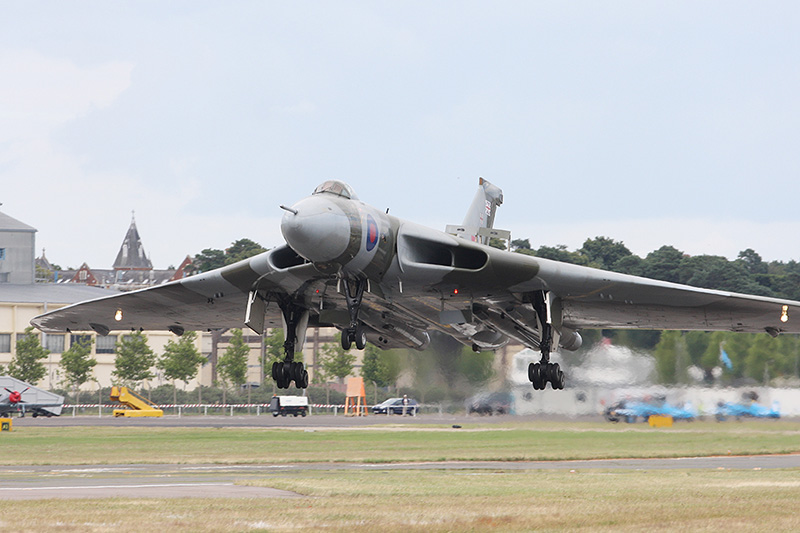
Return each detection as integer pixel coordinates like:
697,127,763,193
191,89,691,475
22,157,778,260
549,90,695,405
60,214,194,291
0,211,36,284
1,208,350,392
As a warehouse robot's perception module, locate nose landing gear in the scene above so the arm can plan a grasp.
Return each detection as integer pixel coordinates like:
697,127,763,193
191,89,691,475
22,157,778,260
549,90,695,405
340,278,368,351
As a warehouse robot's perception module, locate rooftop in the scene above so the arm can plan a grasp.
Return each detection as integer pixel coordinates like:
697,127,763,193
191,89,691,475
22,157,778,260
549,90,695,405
0,283,116,305
0,211,36,233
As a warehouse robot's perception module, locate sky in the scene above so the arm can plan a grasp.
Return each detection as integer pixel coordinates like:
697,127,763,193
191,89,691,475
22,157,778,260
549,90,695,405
1,1,799,270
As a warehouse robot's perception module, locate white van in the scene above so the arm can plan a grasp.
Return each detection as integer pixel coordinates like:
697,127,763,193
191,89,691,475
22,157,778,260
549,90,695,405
269,395,309,417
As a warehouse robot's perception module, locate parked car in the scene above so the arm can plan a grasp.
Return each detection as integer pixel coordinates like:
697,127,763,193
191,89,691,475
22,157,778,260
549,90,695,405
269,395,309,417
466,391,512,415
372,397,419,415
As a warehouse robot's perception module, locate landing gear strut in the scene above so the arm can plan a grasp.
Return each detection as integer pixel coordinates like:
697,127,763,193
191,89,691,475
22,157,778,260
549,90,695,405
272,298,309,389
527,291,565,390
340,278,367,351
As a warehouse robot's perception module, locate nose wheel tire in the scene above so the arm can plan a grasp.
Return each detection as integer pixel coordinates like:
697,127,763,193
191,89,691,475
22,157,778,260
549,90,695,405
354,324,367,350
341,323,367,351
341,331,352,350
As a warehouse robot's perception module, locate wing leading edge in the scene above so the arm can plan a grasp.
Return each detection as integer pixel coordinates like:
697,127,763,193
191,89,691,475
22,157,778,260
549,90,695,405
30,245,327,335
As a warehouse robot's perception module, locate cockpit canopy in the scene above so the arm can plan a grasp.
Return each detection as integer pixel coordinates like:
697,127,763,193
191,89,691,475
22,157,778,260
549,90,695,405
312,180,358,200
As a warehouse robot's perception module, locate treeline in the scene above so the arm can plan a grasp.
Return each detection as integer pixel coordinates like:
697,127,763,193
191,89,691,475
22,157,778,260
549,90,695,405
510,237,800,300
510,236,800,385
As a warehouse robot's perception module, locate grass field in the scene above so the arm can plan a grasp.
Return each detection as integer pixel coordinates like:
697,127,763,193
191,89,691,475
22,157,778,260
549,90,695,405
2,419,800,465
2,419,800,532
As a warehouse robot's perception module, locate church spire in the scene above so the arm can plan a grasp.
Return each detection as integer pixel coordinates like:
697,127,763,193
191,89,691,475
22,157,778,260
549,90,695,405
113,212,153,271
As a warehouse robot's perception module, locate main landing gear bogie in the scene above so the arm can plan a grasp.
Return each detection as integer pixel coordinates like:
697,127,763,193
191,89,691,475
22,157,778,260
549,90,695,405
272,360,309,389
528,361,565,390
526,290,566,391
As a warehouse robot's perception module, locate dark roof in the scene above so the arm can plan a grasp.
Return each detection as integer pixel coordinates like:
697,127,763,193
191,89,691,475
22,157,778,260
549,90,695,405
0,283,116,304
113,214,153,270
60,268,177,287
0,211,36,233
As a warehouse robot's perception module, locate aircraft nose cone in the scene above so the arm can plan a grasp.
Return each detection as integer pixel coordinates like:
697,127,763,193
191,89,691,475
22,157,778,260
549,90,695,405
280,196,351,263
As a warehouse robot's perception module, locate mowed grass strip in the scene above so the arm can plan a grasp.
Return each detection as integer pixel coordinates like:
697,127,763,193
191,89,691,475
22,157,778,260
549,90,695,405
2,469,800,532
2,419,799,465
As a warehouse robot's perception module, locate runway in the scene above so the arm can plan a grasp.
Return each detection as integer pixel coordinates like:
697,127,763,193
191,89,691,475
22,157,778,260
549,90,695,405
2,455,799,500
7,412,605,428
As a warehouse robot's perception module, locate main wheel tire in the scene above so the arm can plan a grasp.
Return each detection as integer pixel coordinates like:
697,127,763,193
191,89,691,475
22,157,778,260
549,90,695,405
530,363,543,390
271,361,281,381
291,361,304,384
555,369,565,390
279,362,293,389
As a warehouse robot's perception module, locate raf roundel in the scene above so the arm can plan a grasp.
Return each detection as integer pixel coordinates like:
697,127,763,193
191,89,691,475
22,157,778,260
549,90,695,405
365,215,379,252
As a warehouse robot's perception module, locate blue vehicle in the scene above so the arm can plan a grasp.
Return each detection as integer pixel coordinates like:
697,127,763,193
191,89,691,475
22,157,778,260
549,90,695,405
715,395,780,421
605,396,696,423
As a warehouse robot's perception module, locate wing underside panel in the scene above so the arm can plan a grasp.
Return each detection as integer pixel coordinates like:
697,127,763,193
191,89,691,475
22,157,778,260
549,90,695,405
561,298,800,334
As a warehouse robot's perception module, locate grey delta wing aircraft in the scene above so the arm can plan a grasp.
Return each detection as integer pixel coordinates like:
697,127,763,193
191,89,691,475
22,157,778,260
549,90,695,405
31,180,800,391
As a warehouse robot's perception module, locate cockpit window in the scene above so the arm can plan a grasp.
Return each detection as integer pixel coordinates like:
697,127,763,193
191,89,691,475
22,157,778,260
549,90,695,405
312,180,358,200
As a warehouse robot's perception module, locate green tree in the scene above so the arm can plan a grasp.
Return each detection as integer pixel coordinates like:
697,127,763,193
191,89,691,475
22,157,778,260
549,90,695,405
641,245,685,282
720,333,753,381
737,248,768,275
217,329,250,404
458,349,495,386
319,333,356,383
361,345,401,389
612,255,643,276
653,331,686,384
7,327,49,385
158,331,206,405
534,244,587,265
225,238,267,265
679,255,771,296
59,336,96,402
579,236,632,270
488,237,507,250
510,238,531,251
193,248,226,272
744,335,780,384
112,331,156,388
264,328,289,388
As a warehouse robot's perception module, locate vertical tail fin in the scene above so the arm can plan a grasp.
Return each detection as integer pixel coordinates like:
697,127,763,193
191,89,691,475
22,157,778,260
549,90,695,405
462,178,503,231
446,178,509,247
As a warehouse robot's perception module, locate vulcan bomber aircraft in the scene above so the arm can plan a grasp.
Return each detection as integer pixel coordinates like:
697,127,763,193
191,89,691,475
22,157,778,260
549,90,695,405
31,179,800,392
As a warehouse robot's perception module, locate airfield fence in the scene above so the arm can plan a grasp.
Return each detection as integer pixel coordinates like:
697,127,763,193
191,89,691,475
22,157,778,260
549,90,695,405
61,403,447,417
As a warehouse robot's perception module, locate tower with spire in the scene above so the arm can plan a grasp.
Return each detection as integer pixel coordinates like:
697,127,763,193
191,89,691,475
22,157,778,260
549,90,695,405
113,211,153,272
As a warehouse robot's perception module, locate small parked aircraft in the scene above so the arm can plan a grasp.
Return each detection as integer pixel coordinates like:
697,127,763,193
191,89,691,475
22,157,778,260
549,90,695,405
0,376,64,417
